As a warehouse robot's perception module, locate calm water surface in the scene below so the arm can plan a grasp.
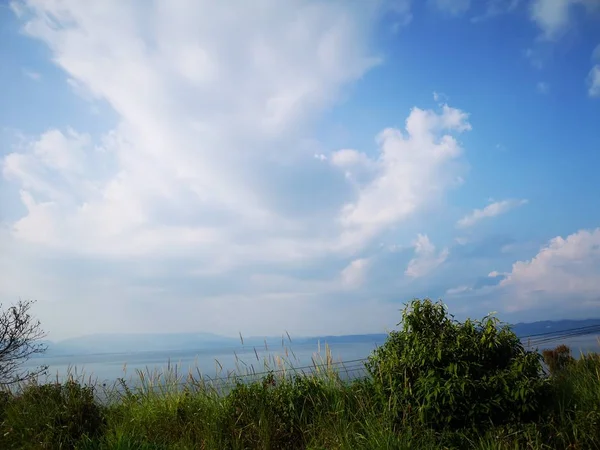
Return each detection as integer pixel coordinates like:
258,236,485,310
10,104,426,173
22,334,600,385
24,341,382,385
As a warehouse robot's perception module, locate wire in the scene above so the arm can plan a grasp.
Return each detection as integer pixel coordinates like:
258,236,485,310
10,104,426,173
98,323,600,396
518,324,600,340
524,326,600,348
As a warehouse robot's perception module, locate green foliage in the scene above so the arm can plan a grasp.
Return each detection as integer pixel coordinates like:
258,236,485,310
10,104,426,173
0,380,105,449
224,373,337,449
545,352,600,448
3,299,600,449
366,298,549,430
98,384,227,449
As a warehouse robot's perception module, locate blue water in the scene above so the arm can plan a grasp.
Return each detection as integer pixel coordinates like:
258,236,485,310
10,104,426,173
523,334,600,356
23,341,382,385
21,334,600,386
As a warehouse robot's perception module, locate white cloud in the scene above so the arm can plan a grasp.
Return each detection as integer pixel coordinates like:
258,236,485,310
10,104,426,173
587,43,600,98
530,0,572,39
495,228,600,312
536,81,550,94
1,1,479,338
4,0,386,260
335,104,471,250
330,148,372,168
530,0,599,41
457,199,528,228
588,65,600,97
430,0,471,16
340,258,371,288
405,234,449,278
446,285,472,295
488,270,507,278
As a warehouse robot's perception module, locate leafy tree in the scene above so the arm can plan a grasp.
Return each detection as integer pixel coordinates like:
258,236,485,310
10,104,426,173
0,299,48,385
366,298,549,430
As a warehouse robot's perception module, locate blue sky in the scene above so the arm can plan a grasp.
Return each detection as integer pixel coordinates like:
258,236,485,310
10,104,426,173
1,0,600,340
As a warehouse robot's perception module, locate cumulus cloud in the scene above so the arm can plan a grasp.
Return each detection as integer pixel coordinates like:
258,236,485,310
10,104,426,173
488,270,507,278
1,0,478,338
405,234,449,278
4,0,386,261
495,228,600,313
457,199,528,228
334,104,471,250
340,258,371,288
530,0,599,41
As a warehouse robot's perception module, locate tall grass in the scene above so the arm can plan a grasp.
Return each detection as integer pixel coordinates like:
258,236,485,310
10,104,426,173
2,343,600,449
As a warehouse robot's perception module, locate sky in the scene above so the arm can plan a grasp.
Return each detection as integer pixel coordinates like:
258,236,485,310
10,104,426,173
1,0,600,341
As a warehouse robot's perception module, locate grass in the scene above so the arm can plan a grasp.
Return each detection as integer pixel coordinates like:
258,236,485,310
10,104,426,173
2,343,600,449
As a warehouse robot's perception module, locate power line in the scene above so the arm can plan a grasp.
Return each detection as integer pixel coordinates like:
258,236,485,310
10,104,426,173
523,325,600,347
69,323,600,399
518,323,600,341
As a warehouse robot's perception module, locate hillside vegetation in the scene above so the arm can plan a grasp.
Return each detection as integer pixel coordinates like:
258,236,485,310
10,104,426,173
1,299,600,449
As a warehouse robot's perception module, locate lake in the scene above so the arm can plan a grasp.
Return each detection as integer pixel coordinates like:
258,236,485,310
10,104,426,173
23,341,383,386
22,333,600,387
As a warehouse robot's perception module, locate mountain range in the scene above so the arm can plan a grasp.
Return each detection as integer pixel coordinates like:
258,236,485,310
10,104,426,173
38,318,600,357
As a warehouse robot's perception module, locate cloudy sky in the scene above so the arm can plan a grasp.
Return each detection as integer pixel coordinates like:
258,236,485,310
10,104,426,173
1,0,599,341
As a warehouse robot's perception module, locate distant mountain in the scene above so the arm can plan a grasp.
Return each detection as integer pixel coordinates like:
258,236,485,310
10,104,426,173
40,332,389,357
509,319,600,338
295,334,388,345
236,333,388,349
44,332,238,356
37,318,600,357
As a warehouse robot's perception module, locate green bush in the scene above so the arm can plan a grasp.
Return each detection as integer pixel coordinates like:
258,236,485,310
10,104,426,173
366,298,549,430
0,379,105,449
547,352,600,448
224,373,336,449
103,388,225,448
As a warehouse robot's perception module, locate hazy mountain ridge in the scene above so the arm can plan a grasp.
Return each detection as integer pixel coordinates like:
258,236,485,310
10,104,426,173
510,318,600,338
38,319,600,357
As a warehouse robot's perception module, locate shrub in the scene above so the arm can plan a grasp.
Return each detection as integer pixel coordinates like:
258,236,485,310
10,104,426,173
543,344,575,376
366,298,549,431
224,373,335,449
0,379,105,449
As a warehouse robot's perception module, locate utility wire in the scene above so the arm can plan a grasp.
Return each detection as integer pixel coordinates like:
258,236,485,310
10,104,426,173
94,324,600,396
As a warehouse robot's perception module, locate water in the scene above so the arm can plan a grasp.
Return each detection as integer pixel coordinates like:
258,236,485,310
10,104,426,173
22,341,382,386
21,333,600,387
523,334,600,356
